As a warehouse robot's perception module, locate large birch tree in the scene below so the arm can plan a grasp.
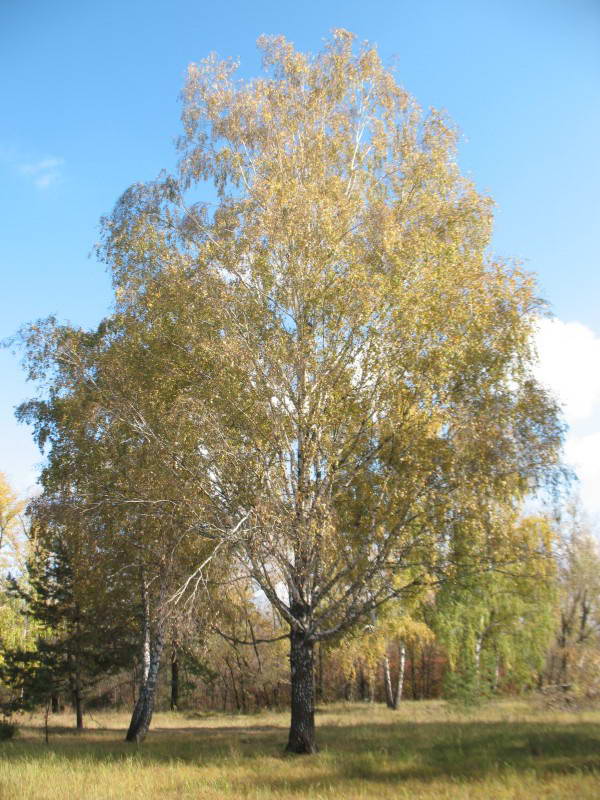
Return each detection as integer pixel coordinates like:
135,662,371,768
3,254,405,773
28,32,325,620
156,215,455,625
97,31,563,752
20,30,564,752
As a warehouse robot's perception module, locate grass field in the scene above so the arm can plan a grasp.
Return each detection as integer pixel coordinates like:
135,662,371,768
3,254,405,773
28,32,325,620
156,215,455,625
0,699,598,799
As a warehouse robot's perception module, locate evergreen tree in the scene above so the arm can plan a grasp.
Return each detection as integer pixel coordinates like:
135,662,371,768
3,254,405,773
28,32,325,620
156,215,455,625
3,521,134,729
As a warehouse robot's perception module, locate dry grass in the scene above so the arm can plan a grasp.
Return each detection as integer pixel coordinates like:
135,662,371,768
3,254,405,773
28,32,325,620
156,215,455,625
0,699,598,798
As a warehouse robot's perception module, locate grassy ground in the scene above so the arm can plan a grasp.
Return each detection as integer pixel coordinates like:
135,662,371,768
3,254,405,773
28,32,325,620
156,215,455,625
0,699,598,799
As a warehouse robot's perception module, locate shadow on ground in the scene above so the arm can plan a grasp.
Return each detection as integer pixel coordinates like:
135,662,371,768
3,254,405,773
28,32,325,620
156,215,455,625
3,714,599,794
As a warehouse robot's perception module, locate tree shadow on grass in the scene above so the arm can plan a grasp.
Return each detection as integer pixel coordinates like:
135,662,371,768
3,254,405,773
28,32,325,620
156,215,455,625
229,721,600,796
2,716,599,794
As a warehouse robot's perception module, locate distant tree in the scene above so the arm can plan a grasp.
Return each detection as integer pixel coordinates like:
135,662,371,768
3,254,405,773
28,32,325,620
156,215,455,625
0,472,26,572
0,474,31,685
545,505,600,695
434,514,558,703
330,598,432,706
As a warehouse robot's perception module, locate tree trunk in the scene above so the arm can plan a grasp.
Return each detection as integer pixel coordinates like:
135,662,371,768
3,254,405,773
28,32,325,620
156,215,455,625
44,702,50,744
74,686,83,730
125,627,165,742
423,645,432,698
74,609,84,730
560,648,569,685
492,657,500,692
358,663,369,701
235,650,248,713
225,656,240,710
383,655,394,708
239,670,247,713
68,663,84,730
286,630,317,754
410,643,417,699
474,632,483,675
140,570,151,684
51,693,59,714
393,643,406,709
170,648,179,711
126,569,166,742
316,641,324,703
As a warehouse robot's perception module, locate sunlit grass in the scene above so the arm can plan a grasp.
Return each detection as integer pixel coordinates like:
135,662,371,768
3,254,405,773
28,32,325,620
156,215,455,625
0,699,598,798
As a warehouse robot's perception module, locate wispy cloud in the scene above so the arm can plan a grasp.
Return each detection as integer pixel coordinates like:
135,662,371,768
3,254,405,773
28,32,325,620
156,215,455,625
18,156,64,189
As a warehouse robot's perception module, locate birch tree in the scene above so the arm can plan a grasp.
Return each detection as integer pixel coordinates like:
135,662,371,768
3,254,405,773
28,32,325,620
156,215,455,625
95,31,564,752
17,30,565,752
16,313,224,741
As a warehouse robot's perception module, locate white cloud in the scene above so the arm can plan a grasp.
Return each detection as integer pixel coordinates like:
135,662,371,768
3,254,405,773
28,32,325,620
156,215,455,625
534,317,600,424
534,317,600,514
564,433,600,513
18,156,64,189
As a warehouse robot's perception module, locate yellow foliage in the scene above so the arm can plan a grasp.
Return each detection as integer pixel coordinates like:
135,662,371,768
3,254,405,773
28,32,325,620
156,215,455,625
0,472,26,571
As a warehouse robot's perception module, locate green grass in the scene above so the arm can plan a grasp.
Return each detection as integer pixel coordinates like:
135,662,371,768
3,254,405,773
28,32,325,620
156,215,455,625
0,700,598,798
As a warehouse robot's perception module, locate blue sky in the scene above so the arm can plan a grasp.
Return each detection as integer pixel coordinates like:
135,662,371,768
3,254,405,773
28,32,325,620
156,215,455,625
1,0,599,512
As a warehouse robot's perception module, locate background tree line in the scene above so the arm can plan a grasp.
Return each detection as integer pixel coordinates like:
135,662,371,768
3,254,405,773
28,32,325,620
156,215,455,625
1,484,597,729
